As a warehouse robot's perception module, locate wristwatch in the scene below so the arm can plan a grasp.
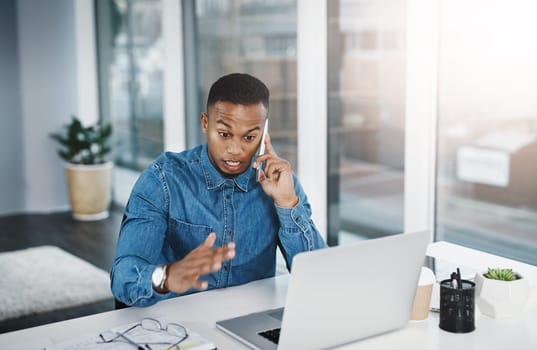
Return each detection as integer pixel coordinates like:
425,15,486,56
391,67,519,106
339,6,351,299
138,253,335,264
151,264,168,292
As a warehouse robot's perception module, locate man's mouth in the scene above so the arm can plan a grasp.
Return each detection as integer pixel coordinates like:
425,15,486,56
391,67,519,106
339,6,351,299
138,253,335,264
223,160,242,171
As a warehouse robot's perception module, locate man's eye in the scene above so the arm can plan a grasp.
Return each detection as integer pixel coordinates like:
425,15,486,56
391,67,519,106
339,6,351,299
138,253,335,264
219,132,231,138
245,135,256,141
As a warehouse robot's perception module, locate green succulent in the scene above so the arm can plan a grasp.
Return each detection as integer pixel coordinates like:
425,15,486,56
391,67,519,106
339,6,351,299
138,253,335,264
50,116,112,165
483,268,517,281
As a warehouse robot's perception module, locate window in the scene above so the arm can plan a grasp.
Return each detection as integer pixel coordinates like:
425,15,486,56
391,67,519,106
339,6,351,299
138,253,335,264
95,0,164,171
183,0,299,169
91,1,534,265
327,0,407,245
435,0,537,265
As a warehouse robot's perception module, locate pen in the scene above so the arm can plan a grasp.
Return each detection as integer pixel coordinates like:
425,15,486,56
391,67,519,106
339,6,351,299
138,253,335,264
456,268,462,289
450,272,458,289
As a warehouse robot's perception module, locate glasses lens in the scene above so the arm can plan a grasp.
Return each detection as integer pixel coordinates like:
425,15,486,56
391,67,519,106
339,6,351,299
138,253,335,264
141,318,162,332
167,323,187,338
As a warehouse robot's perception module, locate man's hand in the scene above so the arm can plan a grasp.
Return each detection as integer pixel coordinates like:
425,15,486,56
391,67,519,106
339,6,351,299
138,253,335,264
254,133,299,208
164,232,235,293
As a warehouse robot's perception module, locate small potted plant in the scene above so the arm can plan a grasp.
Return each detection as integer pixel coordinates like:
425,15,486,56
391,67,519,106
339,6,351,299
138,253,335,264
50,116,113,220
475,267,530,319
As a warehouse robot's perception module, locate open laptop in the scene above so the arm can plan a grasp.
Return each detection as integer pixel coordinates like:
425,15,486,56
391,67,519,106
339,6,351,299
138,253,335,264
216,230,429,350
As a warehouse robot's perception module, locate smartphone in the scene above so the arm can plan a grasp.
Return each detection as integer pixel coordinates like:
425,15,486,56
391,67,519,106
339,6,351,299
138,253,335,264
256,118,269,182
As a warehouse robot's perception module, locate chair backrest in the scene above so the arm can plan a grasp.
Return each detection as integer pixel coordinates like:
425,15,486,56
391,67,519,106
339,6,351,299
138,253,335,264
114,299,129,310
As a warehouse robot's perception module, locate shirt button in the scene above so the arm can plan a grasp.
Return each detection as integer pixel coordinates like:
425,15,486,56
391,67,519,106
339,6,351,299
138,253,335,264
226,195,231,199
223,265,229,271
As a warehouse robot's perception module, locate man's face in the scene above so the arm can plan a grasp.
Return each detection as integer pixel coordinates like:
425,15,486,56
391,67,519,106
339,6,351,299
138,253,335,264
201,101,268,176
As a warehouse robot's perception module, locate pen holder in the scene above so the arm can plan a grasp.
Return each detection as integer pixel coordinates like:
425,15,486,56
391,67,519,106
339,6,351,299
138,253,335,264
439,279,475,333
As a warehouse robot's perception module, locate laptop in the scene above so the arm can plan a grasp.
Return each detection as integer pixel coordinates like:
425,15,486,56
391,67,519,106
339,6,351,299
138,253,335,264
216,230,429,350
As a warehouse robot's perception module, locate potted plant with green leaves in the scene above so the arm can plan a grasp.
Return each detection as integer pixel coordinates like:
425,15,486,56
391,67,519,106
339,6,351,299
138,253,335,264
50,116,113,220
475,267,530,319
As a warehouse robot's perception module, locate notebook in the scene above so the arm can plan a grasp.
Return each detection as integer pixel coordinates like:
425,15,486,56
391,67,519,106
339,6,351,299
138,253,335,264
216,230,429,350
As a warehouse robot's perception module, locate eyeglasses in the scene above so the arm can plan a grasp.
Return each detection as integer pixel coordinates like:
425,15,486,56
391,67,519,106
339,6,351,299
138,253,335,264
98,317,189,350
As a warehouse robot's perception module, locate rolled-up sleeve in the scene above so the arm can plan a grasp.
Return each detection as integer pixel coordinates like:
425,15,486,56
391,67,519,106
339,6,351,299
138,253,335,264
110,163,173,306
276,176,327,270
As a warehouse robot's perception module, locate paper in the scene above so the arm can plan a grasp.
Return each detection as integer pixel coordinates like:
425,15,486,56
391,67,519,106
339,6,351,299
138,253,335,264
44,318,216,350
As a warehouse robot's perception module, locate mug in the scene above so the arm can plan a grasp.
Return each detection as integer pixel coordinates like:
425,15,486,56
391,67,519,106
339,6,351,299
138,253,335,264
411,267,436,321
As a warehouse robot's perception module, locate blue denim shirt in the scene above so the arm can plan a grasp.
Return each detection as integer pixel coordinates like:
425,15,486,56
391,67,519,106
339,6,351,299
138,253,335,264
111,144,326,306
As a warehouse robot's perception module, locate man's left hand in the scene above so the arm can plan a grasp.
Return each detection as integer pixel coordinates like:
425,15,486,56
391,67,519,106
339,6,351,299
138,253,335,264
254,133,299,208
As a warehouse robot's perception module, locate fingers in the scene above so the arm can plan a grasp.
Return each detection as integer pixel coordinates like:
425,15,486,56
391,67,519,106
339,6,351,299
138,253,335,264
264,133,277,156
253,134,292,178
202,232,217,248
188,241,235,273
192,279,209,290
254,153,289,176
253,133,277,167
195,242,235,268
165,234,235,294
259,157,291,182
251,133,297,206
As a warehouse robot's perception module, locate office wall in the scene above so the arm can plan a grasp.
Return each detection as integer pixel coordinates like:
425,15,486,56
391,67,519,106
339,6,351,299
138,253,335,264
13,0,77,214
0,0,24,214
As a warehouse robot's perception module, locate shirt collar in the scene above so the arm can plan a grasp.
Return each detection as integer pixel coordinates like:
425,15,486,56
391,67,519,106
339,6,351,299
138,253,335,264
200,143,255,192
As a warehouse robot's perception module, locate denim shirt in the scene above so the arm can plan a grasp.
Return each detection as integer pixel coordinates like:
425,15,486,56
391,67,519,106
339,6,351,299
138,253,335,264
111,144,326,306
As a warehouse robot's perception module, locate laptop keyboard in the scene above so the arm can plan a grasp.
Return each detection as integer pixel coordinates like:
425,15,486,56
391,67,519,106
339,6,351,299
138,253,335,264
258,328,281,344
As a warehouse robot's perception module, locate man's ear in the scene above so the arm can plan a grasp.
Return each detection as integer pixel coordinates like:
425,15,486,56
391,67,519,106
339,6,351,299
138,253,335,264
200,113,208,134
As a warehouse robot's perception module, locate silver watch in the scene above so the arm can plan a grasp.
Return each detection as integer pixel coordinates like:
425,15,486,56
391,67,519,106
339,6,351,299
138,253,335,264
151,264,168,290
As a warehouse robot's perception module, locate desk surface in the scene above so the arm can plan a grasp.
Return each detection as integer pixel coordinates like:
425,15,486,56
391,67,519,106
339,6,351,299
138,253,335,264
1,274,536,350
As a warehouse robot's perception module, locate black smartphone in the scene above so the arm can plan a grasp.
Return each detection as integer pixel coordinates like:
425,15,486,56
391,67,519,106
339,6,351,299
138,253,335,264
256,118,269,182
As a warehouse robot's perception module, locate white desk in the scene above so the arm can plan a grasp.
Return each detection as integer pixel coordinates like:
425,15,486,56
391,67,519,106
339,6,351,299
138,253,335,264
1,273,536,350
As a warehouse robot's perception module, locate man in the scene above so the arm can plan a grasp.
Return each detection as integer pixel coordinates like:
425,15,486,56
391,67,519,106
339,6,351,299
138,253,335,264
111,73,326,307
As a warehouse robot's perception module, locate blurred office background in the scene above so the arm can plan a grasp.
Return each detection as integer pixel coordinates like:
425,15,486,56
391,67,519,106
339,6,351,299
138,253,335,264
1,0,536,267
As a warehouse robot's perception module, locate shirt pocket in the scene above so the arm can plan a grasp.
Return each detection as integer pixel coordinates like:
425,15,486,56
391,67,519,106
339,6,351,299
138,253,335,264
168,219,213,257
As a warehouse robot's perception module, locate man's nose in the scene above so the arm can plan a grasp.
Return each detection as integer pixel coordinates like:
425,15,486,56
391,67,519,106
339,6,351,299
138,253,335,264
226,139,241,155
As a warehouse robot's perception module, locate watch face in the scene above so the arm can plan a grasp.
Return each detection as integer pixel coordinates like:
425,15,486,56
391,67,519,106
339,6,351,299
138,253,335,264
152,266,164,287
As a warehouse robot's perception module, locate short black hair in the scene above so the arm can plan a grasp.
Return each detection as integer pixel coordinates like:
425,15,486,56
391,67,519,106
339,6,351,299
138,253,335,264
207,73,269,112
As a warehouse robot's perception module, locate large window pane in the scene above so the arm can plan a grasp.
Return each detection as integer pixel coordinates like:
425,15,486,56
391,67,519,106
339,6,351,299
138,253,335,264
327,0,406,245
183,0,298,168
96,0,164,171
436,0,537,264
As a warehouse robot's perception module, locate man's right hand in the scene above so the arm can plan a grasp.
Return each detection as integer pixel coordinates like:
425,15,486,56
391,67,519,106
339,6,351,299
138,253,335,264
163,232,235,294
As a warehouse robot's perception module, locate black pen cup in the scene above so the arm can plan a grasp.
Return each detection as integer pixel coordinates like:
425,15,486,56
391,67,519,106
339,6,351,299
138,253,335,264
439,279,475,333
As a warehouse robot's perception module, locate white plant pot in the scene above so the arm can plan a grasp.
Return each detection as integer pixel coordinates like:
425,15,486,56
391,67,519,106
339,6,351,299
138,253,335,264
65,162,113,221
475,271,530,319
